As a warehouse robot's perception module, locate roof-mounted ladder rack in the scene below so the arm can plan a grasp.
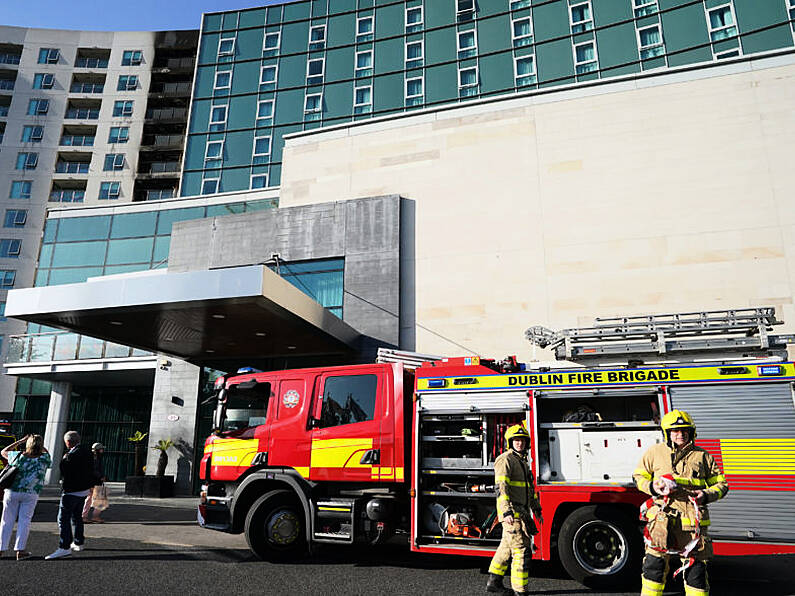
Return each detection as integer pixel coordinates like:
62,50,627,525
526,307,795,365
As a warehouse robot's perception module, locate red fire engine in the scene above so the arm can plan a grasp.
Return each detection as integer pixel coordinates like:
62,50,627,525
198,308,795,587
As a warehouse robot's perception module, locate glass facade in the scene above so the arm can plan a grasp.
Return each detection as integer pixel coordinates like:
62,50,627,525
268,258,345,318
181,0,795,196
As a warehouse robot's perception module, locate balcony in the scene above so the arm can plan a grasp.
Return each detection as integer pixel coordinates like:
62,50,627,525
145,107,187,122
138,161,180,177
54,161,90,175
140,134,183,150
7,332,152,364
49,188,85,202
70,81,104,94
0,53,21,66
0,79,15,91
75,48,110,70
152,57,195,73
149,81,192,97
65,107,100,120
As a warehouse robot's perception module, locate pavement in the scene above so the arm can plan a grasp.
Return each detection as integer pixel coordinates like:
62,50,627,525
1,485,794,595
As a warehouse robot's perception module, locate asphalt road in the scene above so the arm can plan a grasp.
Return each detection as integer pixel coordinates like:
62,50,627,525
1,495,794,595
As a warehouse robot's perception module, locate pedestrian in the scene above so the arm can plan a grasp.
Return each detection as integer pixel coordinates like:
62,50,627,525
82,442,107,523
46,430,95,560
486,424,542,595
633,410,729,596
0,434,51,560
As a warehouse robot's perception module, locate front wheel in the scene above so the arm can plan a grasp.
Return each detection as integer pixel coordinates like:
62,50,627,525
245,489,307,561
557,505,641,588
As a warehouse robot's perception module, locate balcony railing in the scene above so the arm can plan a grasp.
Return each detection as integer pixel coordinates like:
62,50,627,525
7,332,152,364
145,189,176,201
0,106,8,117
65,108,100,119
70,82,104,94
54,161,90,174
0,54,21,65
145,107,187,121
0,79,15,90
60,135,95,147
144,161,180,174
49,189,85,202
152,82,191,96
142,134,183,147
75,57,108,68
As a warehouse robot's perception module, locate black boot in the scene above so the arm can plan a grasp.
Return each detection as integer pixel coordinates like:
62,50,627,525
486,573,507,593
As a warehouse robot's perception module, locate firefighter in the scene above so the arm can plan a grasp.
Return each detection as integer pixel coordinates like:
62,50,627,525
486,424,542,595
633,410,729,596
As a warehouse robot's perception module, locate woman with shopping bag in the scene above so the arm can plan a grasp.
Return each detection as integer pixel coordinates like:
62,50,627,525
82,443,109,523
0,434,51,560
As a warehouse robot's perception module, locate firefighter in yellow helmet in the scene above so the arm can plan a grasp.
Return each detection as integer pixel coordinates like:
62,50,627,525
633,410,729,596
486,424,542,595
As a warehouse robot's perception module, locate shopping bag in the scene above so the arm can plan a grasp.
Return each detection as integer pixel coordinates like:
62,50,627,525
93,484,110,511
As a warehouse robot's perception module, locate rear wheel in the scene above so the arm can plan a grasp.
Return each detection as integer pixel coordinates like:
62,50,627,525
245,489,307,561
558,505,641,588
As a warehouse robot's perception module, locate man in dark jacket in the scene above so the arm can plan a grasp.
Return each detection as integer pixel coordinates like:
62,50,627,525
46,430,95,559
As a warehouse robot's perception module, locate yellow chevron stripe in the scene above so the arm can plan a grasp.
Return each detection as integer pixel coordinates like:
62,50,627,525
721,439,795,475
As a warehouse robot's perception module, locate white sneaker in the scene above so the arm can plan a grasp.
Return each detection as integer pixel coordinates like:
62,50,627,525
45,548,72,560
70,542,84,552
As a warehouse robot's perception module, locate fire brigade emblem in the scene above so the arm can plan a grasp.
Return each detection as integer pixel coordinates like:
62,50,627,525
283,390,300,408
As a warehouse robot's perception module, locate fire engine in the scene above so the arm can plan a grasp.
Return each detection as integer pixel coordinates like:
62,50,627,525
198,307,795,587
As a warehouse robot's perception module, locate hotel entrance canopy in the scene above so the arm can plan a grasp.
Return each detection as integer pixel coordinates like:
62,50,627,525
5,265,359,366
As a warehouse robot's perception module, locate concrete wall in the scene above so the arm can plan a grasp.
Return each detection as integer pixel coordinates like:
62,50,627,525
278,52,795,361
168,195,402,352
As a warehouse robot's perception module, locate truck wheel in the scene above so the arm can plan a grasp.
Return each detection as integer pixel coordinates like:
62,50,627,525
245,489,307,561
557,505,641,588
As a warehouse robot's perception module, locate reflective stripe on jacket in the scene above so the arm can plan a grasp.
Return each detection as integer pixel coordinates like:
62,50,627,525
494,449,541,521
633,441,729,530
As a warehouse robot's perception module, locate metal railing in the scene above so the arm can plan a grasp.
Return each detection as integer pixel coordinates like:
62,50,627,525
145,161,180,173
145,107,187,120
144,189,175,200
49,189,85,202
0,79,15,90
54,161,90,174
70,82,104,94
65,108,100,119
7,332,152,364
142,134,183,147
0,54,21,65
154,82,191,95
75,57,108,68
60,135,95,147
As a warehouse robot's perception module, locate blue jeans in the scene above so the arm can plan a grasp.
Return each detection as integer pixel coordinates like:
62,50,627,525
58,493,87,549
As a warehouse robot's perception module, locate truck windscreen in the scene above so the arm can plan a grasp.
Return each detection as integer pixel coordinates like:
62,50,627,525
223,381,271,432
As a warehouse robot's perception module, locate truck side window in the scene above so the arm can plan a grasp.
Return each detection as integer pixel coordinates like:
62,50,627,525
320,374,377,428
224,381,271,431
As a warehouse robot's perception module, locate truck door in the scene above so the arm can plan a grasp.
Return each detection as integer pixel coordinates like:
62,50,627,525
309,366,387,483
267,376,313,479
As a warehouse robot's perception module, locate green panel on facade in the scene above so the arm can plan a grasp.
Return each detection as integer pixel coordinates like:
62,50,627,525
735,0,792,54
229,95,257,130
284,1,311,24
596,22,641,76
426,25,456,65
425,62,456,105
52,242,106,268
237,27,265,61
329,0,356,15
533,0,570,42
373,73,403,112
374,37,404,74
181,172,202,197
324,80,354,121
110,212,157,239
659,1,712,67
275,88,306,125
224,130,255,168
222,11,238,31
425,0,451,29
194,66,215,98
185,135,207,171
593,0,631,24
189,100,211,135
326,46,355,81
230,62,257,98
203,14,223,33
328,12,355,46
106,238,155,266
279,54,310,89
537,38,574,86
198,33,220,65
282,21,311,54
375,3,403,39
239,8,267,29
480,51,513,96
221,167,248,193
477,13,510,56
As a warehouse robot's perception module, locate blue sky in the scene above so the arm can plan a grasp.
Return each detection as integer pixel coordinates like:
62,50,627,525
5,1,284,31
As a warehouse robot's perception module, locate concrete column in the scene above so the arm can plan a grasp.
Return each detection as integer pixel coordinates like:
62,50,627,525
146,358,201,495
43,381,71,484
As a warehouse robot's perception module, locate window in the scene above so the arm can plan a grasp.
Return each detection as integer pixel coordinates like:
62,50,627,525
357,16,374,42
512,17,533,47
108,126,129,143
27,98,49,115
458,66,478,97
33,73,54,89
510,0,531,8
201,178,219,194
309,25,326,51
209,104,228,131
121,50,143,66
103,153,125,171
218,37,235,56
633,0,658,18
4,210,26,228
356,50,373,77
304,93,322,113
307,58,324,84
205,140,224,161
54,160,90,174
260,65,277,87
708,5,737,42
21,126,44,142
10,181,32,199
457,0,475,15
354,86,372,114
253,136,271,164
38,48,59,64
570,2,593,33
574,41,598,74
514,56,536,87
251,174,268,189
113,100,134,117
257,99,274,123
99,181,121,200
214,70,232,91
16,153,38,170
117,75,138,91
263,31,280,56
319,375,377,428
406,41,423,68
0,239,22,258
457,30,477,59
406,76,423,106
0,270,16,288
638,25,664,59
61,132,94,146
715,48,740,59
0,303,4,321
406,6,423,32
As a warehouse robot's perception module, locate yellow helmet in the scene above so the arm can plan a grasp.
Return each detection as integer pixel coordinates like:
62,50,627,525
661,409,696,444
505,424,530,448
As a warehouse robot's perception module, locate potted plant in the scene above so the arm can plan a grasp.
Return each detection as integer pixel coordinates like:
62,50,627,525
143,438,175,498
124,430,148,497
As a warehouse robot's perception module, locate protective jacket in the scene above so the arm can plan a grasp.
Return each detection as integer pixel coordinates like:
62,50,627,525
494,449,541,523
633,441,728,531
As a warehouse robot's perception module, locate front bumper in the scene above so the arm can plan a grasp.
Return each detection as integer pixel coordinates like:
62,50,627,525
198,492,233,532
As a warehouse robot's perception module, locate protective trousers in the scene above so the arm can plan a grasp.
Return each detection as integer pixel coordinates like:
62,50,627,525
487,518,530,593
640,524,711,596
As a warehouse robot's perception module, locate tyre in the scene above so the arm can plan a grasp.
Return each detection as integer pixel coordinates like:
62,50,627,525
245,489,307,561
557,505,641,588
